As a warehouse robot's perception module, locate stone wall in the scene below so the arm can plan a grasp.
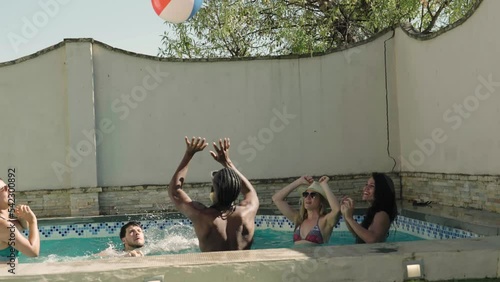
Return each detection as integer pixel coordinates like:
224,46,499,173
14,173,401,218
17,172,498,219
401,172,500,213
15,188,101,218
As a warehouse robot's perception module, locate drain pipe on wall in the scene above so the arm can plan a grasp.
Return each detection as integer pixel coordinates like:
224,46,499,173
382,28,403,206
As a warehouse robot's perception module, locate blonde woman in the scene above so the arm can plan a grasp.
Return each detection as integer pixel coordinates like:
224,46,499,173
272,176,341,245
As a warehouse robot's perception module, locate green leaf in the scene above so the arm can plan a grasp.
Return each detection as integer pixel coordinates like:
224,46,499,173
157,0,480,58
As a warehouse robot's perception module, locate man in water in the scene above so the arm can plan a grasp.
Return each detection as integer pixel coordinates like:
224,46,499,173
168,137,259,252
119,221,145,256
97,221,145,257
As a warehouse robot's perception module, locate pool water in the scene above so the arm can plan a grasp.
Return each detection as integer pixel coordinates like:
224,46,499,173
252,229,424,249
19,226,424,263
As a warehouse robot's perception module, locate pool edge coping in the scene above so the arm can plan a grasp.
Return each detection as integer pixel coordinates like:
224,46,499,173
1,235,499,281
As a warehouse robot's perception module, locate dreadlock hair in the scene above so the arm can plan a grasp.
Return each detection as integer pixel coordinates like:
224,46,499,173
356,172,398,244
210,167,241,215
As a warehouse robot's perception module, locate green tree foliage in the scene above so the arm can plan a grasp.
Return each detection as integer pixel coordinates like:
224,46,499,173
158,0,481,58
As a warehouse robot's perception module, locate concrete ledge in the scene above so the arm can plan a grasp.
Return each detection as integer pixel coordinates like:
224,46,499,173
401,204,500,236
402,208,499,236
1,236,499,281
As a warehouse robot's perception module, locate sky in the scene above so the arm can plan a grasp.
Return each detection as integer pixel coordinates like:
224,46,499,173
0,0,173,63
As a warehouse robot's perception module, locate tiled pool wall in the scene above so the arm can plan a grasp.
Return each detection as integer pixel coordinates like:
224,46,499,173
14,172,499,219
25,215,479,241
394,215,479,240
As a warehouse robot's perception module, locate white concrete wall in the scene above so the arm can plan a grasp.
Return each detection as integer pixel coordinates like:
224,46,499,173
92,33,397,187
1,33,397,189
395,0,500,174
0,48,69,189
0,41,99,190
63,41,98,188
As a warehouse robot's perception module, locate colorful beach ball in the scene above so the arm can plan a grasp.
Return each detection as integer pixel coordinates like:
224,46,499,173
151,0,204,24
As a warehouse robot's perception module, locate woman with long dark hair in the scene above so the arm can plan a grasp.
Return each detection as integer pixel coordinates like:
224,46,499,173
341,173,397,244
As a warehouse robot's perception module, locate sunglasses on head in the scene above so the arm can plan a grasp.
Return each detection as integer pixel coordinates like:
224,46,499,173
302,192,317,198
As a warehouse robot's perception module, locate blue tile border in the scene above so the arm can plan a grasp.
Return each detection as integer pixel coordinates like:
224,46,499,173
393,215,479,240
23,215,479,240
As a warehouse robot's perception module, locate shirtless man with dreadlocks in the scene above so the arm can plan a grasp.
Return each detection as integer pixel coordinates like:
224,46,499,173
168,137,259,252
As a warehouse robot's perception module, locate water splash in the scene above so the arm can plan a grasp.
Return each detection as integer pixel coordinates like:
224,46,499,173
20,223,200,263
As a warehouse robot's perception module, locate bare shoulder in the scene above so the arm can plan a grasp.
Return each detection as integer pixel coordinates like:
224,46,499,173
232,205,256,225
370,211,391,230
237,199,259,213
0,220,14,240
8,219,24,231
374,211,391,221
191,201,208,210
0,220,13,229
188,201,214,222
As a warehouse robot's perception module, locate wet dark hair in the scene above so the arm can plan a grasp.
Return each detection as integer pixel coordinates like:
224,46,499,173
210,167,241,213
356,173,398,243
120,221,142,239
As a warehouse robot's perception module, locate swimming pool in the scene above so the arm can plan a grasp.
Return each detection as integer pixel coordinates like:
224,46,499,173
18,228,425,263
18,214,477,263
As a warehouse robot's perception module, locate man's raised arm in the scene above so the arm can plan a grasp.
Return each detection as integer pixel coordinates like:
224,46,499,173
168,136,208,218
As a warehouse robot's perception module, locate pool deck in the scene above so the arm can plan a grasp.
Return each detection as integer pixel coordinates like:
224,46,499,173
400,202,500,236
1,234,499,281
